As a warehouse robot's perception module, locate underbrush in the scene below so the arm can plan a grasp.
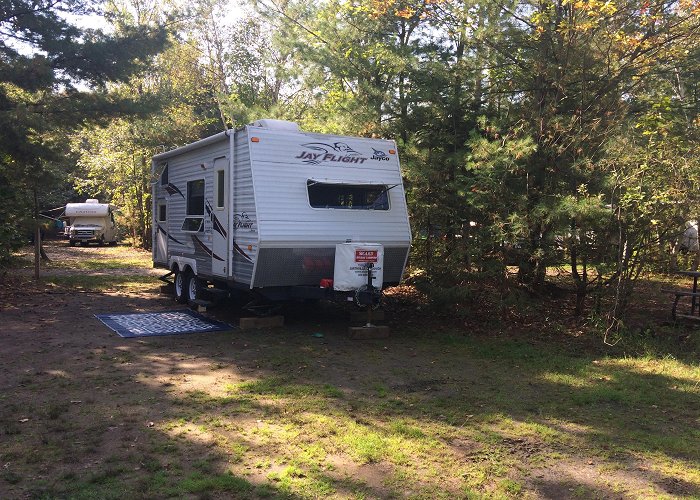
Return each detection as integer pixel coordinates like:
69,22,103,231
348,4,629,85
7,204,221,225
397,266,700,365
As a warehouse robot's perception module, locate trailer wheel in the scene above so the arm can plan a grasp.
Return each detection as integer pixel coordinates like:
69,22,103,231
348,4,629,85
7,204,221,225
185,273,201,302
174,268,188,304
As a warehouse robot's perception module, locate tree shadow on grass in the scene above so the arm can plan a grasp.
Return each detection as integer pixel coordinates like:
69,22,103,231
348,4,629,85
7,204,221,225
100,309,700,497
2,285,699,498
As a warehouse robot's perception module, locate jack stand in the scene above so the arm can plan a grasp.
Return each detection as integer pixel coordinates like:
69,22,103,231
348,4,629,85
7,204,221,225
366,264,374,326
348,263,390,339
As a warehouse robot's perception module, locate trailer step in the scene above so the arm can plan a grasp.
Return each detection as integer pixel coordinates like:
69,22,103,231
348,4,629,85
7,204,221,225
191,287,229,310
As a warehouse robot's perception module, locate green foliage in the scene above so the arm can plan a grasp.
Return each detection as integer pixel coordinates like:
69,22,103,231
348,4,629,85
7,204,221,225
0,0,169,259
0,176,30,265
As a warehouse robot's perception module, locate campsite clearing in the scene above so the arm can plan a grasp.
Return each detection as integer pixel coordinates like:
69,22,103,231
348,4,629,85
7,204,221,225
1,241,699,499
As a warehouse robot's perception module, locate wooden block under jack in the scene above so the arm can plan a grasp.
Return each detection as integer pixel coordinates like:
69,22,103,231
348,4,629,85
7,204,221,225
239,315,285,330
348,325,391,339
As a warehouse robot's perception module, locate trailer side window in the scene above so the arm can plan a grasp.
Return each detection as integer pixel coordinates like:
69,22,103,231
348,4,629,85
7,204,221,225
307,181,389,210
182,179,205,232
158,204,166,222
187,179,205,215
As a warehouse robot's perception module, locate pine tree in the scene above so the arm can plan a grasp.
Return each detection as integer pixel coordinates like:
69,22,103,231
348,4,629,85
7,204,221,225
0,0,168,264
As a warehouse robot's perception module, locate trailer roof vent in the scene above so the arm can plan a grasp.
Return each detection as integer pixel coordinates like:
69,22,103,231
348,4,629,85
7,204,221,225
250,119,300,132
85,198,99,204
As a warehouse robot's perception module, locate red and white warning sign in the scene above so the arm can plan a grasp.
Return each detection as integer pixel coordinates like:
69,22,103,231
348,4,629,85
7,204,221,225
355,249,378,263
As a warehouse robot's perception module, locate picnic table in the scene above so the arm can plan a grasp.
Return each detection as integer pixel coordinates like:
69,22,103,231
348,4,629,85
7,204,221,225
664,270,700,321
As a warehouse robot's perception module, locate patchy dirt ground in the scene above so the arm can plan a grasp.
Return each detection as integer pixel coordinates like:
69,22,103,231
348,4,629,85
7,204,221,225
1,241,698,499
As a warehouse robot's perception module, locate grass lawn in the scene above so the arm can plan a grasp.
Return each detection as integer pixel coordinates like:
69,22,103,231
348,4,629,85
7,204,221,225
1,242,699,498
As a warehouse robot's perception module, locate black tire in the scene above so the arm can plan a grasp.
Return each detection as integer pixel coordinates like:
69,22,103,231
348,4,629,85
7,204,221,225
185,273,201,303
109,240,117,246
69,240,76,247
174,268,188,304
98,236,105,246
80,241,87,246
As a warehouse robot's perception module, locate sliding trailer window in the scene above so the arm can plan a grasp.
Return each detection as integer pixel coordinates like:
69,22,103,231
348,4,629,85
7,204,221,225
307,180,390,210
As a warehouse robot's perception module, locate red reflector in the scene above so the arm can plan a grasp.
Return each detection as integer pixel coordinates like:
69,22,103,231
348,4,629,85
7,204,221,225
251,137,260,143
320,278,334,288
389,149,396,154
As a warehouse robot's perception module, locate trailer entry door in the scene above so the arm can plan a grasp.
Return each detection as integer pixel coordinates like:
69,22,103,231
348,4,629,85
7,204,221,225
155,199,167,263
211,157,229,276
154,162,169,265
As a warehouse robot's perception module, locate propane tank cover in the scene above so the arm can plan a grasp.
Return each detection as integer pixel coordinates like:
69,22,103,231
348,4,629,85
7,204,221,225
333,243,384,291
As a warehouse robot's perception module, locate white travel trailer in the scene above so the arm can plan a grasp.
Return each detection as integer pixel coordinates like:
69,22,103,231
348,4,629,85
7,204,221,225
151,120,411,305
65,199,118,246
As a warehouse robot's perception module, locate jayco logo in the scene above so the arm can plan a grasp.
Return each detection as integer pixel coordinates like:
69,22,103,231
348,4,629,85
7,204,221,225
371,148,390,161
233,212,254,230
295,142,369,165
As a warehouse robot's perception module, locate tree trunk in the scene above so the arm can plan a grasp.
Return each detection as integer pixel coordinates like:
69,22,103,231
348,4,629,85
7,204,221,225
33,187,40,280
570,220,588,316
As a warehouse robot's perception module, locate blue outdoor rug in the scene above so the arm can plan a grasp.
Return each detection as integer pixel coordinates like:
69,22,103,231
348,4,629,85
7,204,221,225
95,309,233,338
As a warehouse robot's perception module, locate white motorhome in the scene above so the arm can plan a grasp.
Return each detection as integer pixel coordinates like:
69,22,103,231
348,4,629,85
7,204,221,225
152,120,411,305
65,199,118,246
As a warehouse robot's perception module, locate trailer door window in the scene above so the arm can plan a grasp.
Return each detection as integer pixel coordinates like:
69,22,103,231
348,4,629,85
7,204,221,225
160,164,168,185
182,179,204,232
216,169,225,209
307,181,389,210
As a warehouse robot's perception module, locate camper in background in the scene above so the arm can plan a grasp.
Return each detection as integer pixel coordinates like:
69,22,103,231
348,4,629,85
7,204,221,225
65,199,118,246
